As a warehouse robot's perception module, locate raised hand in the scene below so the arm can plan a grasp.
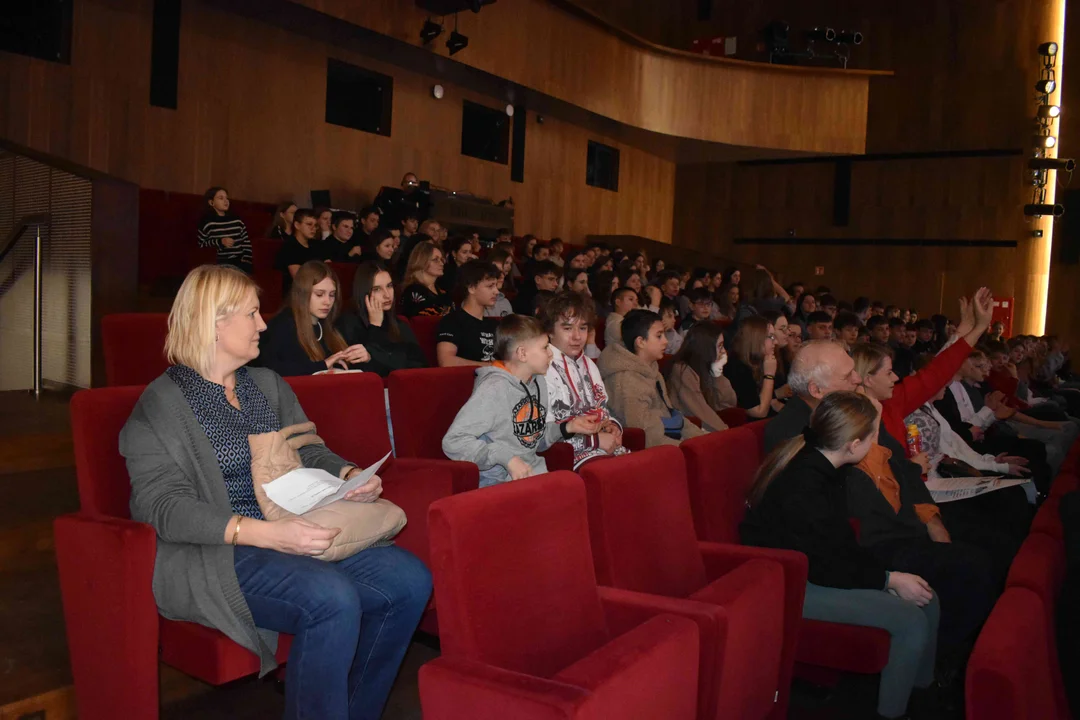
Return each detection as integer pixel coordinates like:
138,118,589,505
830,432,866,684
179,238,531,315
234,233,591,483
365,292,385,327
955,296,974,337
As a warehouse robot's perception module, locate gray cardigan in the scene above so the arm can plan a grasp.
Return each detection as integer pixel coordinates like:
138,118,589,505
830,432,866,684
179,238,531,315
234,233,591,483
120,367,352,675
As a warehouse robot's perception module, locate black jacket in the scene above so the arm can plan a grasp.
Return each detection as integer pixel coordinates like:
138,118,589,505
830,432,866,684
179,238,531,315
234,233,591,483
255,311,337,377
337,312,427,377
741,446,888,590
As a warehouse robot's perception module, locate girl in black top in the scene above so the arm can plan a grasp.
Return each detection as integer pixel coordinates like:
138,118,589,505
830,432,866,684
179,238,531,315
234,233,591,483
437,236,476,294
741,392,938,720
256,261,371,376
337,263,427,376
197,187,252,274
400,241,451,318
268,201,297,240
724,315,778,418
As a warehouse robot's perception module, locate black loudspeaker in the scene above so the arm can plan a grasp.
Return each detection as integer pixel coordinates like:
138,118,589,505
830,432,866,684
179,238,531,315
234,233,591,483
510,105,526,183
150,0,182,109
832,159,852,227
1058,189,1080,264
311,190,332,208
0,0,73,63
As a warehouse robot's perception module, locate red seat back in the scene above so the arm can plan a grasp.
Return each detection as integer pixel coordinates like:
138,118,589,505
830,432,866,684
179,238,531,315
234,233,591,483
966,587,1065,720
408,315,442,366
329,262,359,310
102,314,170,387
595,317,606,351
252,238,283,314
387,367,477,459
578,446,708,598
284,374,391,467
70,386,144,518
428,472,610,678
679,426,763,543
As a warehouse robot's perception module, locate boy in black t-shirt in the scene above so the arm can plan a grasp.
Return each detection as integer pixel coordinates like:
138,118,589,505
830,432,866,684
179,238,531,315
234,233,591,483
437,260,501,367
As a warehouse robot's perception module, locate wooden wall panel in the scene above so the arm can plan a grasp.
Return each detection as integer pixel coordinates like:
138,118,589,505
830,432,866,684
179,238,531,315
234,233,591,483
0,0,674,244
293,0,881,154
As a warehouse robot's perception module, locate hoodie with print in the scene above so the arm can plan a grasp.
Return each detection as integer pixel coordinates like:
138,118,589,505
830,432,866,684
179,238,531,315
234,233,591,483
442,363,563,487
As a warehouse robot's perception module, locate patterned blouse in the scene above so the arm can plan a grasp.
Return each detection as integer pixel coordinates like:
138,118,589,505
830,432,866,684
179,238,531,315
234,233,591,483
167,365,280,520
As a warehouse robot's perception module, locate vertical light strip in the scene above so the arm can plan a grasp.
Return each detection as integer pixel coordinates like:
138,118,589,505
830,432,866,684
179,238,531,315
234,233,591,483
1034,0,1068,335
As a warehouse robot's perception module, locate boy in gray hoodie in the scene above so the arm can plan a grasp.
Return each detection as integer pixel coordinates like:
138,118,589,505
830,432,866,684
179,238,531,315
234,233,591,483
443,314,602,487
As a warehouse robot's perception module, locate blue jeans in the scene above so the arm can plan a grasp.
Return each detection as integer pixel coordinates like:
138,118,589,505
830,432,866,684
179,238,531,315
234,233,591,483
234,545,432,720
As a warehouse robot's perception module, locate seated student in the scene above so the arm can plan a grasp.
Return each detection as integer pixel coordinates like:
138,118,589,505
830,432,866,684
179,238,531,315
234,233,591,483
887,317,915,378
274,208,320,296
761,310,792,393
484,246,515,318
681,287,715,334
911,319,937,354
590,270,617,319
436,260,501,367
786,322,804,359
197,186,252,274
437,236,476,294
548,237,565,267
314,207,333,241
336,262,426,376
742,392,939,720
806,310,835,341
867,315,891,346
565,267,591,296
665,323,736,432
641,285,663,313
833,311,862,354
818,293,839,319
604,287,640,348
122,264,430,720
353,206,381,250
513,260,562,315
658,296,683,354
442,315,601,487
257,261,371,376
539,291,628,468
400,241,452,318
365,227,397,270
724,315,780,419
268,201,297,240
597,309,706,447
318,211,361,263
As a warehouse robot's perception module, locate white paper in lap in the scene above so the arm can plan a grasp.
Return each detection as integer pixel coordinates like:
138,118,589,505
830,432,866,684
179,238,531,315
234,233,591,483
925,475,1033,503
263,451,392,514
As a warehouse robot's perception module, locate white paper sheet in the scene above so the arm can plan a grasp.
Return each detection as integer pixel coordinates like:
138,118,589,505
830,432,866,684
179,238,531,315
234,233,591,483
925,475,1033,503
263,451,392,514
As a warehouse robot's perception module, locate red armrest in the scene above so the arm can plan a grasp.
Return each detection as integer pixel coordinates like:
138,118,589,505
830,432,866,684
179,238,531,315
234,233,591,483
381,461,456,564
622,428,646,452
539,442,576,472
420,656,590,719
719,407,748,428
391,456,479,495
698,542,807,720
54,513,161,720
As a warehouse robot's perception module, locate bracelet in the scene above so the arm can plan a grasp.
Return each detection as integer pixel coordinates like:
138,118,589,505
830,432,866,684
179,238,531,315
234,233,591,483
231,515,243,546
763,374,775,381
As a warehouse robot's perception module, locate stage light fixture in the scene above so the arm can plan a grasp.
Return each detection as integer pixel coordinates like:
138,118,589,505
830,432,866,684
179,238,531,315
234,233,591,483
420,19,443,45
446,30,468,55
807,27,836,43
1034,134,1058,149
1036,78,1057,94
837,30,863,45
1029,157,1076,172
1024,203,1065,217
1038,41,1059,57
1037,104,1062,119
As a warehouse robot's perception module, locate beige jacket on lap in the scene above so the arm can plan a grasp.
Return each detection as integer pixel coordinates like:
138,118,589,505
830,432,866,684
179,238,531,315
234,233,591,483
597,344,705,447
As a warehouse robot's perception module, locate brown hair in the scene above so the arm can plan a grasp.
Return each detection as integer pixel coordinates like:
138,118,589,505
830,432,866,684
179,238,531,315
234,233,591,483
403,241,441,288
733,315,770,381
288,261,348,361
270,201,297,236
537,290,597,333
495,314,547,361
748,391,877,507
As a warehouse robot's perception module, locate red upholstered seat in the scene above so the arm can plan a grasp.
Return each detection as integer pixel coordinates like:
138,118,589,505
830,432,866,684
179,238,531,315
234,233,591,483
408,315,442,366
420,472,701,720
579,446,796,720
595,317,606,350
679,427,891,684
102,313,170,387
251,237,283,314
719,406,748,428
966,587,1068,720
55,372,464,719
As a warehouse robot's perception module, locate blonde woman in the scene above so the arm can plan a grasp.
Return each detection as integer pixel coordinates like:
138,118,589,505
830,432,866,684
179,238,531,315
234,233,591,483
400,241,451,317
120,264,430,719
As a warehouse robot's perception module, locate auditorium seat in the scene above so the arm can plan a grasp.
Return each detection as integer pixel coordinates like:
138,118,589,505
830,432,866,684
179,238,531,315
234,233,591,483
54,373,467,718
420,472,701,720
679,427,891,687
578,446,797,720
719,406,747,428
328,261,358,308
595,317,606,351
101,313,170,387
251,237,283,313
407,315,442,366
966,587,1068,720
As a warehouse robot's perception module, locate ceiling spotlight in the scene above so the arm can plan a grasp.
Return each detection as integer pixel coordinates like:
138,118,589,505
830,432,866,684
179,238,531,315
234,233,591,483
1038,41,1059,57
446,30,468,55
1036,79,1057,94
1024,203,1065,217
1029,157,1076,172
1034,134,1058,149
837,30,863,45
420,19,443,45
807,27,836,42
1037,104,1062,119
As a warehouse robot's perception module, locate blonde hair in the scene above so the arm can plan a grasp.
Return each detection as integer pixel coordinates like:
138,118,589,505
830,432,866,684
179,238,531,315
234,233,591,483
165,265,259,376
747,391,877,507
403,241,441,287
851,343,891,384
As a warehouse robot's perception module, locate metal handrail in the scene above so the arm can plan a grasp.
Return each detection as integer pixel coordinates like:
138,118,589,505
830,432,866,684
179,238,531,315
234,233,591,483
0,214,51,397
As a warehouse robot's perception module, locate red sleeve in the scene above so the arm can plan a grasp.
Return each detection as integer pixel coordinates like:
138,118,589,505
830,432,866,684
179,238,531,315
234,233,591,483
887,338,971,418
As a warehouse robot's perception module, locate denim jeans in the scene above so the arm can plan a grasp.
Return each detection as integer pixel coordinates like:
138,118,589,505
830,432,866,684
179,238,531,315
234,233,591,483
234,544,432,720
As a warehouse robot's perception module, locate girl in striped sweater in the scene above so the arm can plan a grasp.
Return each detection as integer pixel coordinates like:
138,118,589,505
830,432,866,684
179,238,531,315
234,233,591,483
197,186,252,274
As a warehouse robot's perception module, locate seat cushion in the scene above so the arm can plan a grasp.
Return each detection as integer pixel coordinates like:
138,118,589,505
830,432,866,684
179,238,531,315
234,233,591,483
159,619,292,684
795,619,890,673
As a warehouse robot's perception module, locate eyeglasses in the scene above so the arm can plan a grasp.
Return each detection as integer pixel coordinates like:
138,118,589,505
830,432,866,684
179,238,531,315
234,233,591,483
429,256,445,264
766,334,777,341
